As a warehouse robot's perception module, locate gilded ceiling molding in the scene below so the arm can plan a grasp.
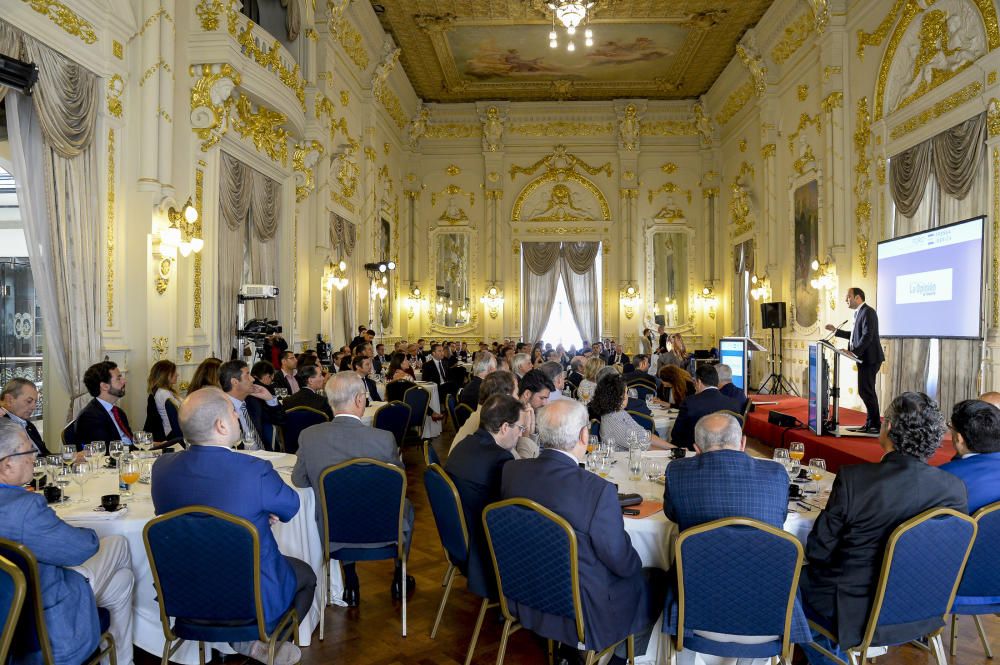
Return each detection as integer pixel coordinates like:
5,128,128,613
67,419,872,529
639,120,699,137
194,167,204,329
232,94,290,166
770,12,814,65
736,38,767,97
889,81,983,140
130,6,173,42
509,122,614,137
190,63,241,152
857,0,913,61
854,97,872,277
510,145,612,180
106,128,115,328
107,75,124,118
716,82,754,126
423,123,480,139
647,182,692,205
374,84,408,130
327,5,369,71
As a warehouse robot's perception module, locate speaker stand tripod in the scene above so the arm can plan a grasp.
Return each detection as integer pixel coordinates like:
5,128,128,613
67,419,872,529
758,326,798,395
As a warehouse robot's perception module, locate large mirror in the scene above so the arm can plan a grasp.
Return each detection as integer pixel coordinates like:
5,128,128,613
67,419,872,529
647,229,691,328
430,231,472,328
377,217,393,331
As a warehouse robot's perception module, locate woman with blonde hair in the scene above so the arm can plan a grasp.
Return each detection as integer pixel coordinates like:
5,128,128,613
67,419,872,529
577,355,606,403
145,359,182,440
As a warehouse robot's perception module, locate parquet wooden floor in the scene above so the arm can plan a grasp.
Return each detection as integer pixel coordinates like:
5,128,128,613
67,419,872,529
135,425,1000,665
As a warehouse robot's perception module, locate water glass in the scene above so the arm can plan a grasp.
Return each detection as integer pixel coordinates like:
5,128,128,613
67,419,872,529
643,457,662,483
788,456,801,480
108,440,124,464
596,456,610,478
71,462,90,503
628,447,643,481
53,467,71,503
586,451,599,473
90,441,106,473
45,455,61,482
274,388,289,401
772,448,791,476
32,458,46,487
638,430,651,452
60,447,76,468
645,395,655,411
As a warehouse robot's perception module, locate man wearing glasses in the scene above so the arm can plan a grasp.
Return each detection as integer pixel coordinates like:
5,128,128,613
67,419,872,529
0,419,135,664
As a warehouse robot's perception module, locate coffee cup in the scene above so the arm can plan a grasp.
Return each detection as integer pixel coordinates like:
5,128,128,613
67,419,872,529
101,494,121,512
43,486,62,504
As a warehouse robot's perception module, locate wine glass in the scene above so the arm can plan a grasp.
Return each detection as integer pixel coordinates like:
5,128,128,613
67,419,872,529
108,440,124,465
90,441,106,474
45,455,61,483
71,462,91,503
809,458,827,493
638,429,651,452
587,434,599,457
789,442,806,463
53,467,71,504
643,457,662,483
772,448,791,476
133,431,152,457
60,446,76,469
32,458,46,487
596,456,610,478
119,458,139,498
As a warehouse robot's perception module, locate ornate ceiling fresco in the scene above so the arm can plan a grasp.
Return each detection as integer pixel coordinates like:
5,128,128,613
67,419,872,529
370,0,776,102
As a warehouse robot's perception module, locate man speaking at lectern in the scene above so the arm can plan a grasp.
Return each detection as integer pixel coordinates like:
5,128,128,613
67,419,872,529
825,287,884,433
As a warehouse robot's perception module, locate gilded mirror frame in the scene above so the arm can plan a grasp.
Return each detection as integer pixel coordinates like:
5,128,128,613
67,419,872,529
644,221,696,336
427,226,479,335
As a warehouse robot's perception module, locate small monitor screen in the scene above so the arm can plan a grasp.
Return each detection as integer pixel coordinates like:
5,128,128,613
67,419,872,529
719,338,747,391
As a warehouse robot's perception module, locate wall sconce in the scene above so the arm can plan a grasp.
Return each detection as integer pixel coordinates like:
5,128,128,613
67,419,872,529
480,284,504,319
370,274,389,300
750,273,772,301
364,259,394,302
163,198,204,258
662,298,678,327
406,287,424,320
809,257,838,310
695,286,718,320
621,284,641,320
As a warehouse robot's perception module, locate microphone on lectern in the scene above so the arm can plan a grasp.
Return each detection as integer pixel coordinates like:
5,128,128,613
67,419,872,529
824,319,848,341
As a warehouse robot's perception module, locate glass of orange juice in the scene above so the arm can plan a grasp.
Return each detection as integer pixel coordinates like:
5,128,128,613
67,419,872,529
789,442,806,462
119,458,140,498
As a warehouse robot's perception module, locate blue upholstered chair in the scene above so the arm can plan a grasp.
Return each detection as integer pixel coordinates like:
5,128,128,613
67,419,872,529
483,499,636,665
627,410,656,433
372,401,411,448
60,419,76,451
665,518,808,664
445,393,460,428
403,385,430,442
0,554,27,664
807,507,977,665
589,419,601,439
422,441,441,467
455,403,475,429
164,399,183,440
282,405,329,455
319,459,408,637
949,501,1000,657
143,507,299,665
0,538,117,665
626,381,657,401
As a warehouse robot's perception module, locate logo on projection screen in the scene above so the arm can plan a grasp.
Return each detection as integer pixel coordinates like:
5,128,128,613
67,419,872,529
895,269,953,305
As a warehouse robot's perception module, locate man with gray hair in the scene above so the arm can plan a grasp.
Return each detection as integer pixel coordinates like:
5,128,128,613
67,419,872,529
459,351,497,411
663,412,788,532
501,400,664,664
1,377,49,456
715,363,748,414
0,418,135,665
512,352,532,378
292,371,414,607
567,355,585,388
537,361,567,401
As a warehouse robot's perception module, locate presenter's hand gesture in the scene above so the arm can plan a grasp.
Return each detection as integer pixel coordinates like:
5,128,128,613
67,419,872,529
824,324,836,332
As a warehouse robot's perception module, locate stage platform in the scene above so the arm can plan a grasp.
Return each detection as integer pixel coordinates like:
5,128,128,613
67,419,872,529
744,395,956,472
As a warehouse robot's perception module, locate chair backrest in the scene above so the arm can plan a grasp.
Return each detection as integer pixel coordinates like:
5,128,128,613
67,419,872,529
319,459,406,561
956,502,1000,601
741,395,753,420
627,410,656,433
628,381,656,400
283,406,329,455
373,401,411,447
144,393,167,441
589,419,601,438
445,393,459,426
454,403,475,429
446,366,468,386
565,380,578,399
143,507,268,640
165,398,183,439
859,507,976,650
403,386,430,433
718,409,745,427
61,420,76,451
483,499,584,644
0,538,54,662
0,554,27,665
422,441,441,466
675,518,804,658
424,464,470,568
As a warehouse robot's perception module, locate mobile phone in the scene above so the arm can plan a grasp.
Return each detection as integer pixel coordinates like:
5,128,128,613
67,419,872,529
622,508,640,516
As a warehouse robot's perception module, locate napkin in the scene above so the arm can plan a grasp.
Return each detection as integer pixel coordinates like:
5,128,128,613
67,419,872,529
63,506,129,522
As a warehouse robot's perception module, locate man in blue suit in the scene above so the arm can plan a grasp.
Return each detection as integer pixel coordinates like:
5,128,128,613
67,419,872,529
664,412,788,531
501,399,664,664
152,387,315,665
669,364,743,450
0,418,135,665
715,363,749,416
941,398,1000,513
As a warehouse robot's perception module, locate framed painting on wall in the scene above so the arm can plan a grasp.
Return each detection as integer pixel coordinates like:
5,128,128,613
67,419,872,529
793,180,819,329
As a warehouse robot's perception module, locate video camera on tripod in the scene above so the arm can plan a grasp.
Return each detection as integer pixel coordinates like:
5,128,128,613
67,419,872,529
238,318,282,341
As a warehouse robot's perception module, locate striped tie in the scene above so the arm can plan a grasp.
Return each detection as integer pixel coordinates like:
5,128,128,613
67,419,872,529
239,402,262,451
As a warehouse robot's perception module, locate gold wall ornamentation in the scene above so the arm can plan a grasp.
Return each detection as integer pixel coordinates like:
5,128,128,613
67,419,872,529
989,99,1000,137
522,227,598,236
821,91,843,113
230,17,306,108
510,145,612,179
893,10,978,113
787,112,823,153
823,66,842,81
330,189,356,213
716,81,754,126
293,140,324,202
511,170,611,222
661,162,678,174
364,146,376,162
139,59,172,87
857,0,911,60
854,97,872,278
991,71,998,85
106,75,124,118
232,94,289,166
639,120,699,136
194,168,203,328
446,164,461,176
133,7,174,41
431,184,475,207
340,90,350,106
152,337,168,360
993,147,999,327
509,122,613,137
330,13,369,71
797,85,809,101
760,143,776,159
189,63,242,152
383,142,391,155
484,190,503,201
183,348,193,362
620,188,639,199
876,155,887,185
623,170,635,181
771,12,814,65
106,128,115,328
157,108,172,123
702,187,720,198
305,28,318,42
112,40,123,59
793,144,816,175
889,81,983,140
23,0,98,44
374,83,408,130
423,123,481,139
195,0,224,30
647,182,692,205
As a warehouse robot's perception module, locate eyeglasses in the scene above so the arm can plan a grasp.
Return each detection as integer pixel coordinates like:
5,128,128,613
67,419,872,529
0,449,38,463
510,423,527,433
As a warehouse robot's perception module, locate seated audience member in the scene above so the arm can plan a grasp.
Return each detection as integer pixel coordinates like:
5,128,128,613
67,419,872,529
596,366,651,415
0,419,135,665
292,372,414,607
715,363,748,414
589,373,671,450
537,361,568,401
623,354,659,389
251,360,277,389
452,371,537,460
272,350,300,395
385,354,418,403
281,364,334,420
421,343,456,397
459,351,496,411
153,388,314,665
501,400,665,663
220,360,285,451
517,369,554,413
800,392,967,662
941,399,1000,513
577,356,607,402
445,394,527,598
338,353,353,372
351,355,381,404
75,361,134,451
146,359,182,441
512,353,533,378
1,377,49,456
187,357,223,393
372,343,389,375
979,391,1000,409
566,356,586,388
530,347,545,366
664,413,786,531
658,365,694,407
669,364,742,450
604,341,629,366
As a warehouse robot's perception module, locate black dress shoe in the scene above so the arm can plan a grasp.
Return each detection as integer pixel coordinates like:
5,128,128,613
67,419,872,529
846,426,867,432
342,587,360,607
391,574,416,599
863,424,881,434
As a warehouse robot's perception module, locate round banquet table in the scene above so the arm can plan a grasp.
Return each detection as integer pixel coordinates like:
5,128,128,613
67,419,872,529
372,380,443,439
53,450,335,665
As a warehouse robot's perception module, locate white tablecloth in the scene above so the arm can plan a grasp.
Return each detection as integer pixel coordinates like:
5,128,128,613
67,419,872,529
53,451,335,664
372,381,443,439
647,406,676,440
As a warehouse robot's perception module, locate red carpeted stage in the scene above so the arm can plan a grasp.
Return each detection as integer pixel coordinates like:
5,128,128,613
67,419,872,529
744,395,956,472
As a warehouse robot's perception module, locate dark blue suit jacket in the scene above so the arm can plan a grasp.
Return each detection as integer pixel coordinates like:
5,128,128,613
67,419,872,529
941,452,1000,513
669,388,743,449
663,449,788,531
73,397,132,451
834,303,884,366
501,449,645,649
719,382,749,414
151,445,301,622
445,429,514,599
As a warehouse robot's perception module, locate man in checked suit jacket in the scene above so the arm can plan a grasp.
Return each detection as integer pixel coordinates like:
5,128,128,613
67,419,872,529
825,287,885,433
74,360,134,451
1,378,50,456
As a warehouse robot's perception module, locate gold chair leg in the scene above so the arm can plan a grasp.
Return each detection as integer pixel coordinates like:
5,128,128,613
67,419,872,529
931,633,948,665
430,565,456,638
465,599,491,665
627,634,635,664
319,560,328,641
547,639,555,665
160,638,171,665
401,558,408,637
584,652,596,665
267,634,278,665
496,619,514,665
198,641,206,665
106,633,117,665
974,615,994,658
950,615,958,657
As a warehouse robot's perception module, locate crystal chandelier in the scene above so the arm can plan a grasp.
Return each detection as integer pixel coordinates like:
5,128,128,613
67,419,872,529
546,1,595,52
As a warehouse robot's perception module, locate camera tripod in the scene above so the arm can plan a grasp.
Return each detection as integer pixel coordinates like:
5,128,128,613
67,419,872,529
757,326,798,395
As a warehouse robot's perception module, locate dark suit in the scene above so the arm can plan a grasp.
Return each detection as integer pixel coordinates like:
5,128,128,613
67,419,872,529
5,413,50,457
458,375,483,411
271,371,298,396
501,449,658,649
73,398,133,451
834,303,884,427
421,358,455,398
244,393,285,451
669,388,743,450
373,354,389,375
719,382,749,414
281,387,333,420
152,446,310,623
623,370,659,390
663,449,788,532
605,352,629,366
800,451,967,647
658,332,669,352
361,376,381,404
567,371,584,388
444,429,514,598
941,452,1000,513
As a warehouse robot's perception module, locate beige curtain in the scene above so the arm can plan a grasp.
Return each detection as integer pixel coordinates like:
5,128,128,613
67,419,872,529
560,242,600,343
522,242,561,342
0,20,20,102
248,171,280,320
889,142,933,217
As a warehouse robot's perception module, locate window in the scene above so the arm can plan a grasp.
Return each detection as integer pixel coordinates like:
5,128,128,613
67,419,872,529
540,278,583,349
